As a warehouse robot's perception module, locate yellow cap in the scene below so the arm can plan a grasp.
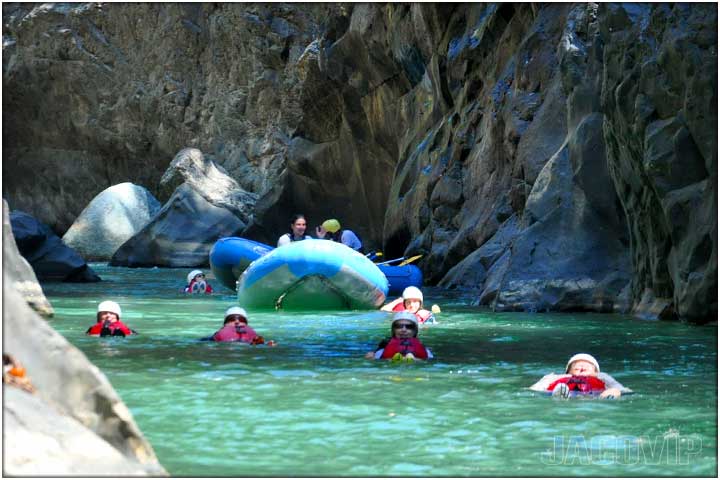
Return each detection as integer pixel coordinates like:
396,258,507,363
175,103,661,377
322,219,341,233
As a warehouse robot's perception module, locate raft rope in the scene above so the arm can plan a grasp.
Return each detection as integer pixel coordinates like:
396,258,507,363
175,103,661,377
275,274,353,310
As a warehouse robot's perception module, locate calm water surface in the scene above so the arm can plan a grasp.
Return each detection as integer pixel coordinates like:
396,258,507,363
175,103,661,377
43,265,717,477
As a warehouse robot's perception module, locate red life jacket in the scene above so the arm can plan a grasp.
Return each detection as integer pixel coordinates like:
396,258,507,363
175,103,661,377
415,309,433,324
391,302,405,312
380,337,428,359
86,321,134,336
212,324,260,343
185,279,213,293
547,375,606,393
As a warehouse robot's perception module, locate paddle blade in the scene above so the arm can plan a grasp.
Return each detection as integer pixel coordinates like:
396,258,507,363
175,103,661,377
398,255,423,266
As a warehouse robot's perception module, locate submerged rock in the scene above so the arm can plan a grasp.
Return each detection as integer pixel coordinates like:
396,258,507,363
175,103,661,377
9,210,101,282
62,182,161,261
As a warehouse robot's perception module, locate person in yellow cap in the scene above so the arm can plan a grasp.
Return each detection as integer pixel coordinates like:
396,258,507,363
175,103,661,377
528,353,632,399
315,218,362,251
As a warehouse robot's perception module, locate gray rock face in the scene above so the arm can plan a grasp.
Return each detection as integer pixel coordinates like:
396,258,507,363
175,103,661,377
159,147,257,223
3,271,166,475
10,210,101,282
3,199,54,316
3,3,716,321
110,183,247,267
62,182,160,261
4,388,156,476
599,3,717,322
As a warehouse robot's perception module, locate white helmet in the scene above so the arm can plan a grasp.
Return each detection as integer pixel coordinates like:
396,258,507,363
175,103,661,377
97,300,121,317
402,286,423,303
392,311,418,325
187,270,204,284
565,353,600,373
224,306,248,321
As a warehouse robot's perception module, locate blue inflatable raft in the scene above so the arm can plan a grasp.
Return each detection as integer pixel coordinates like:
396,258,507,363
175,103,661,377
209,237,423,296
209,237,274,291
237,240,388,310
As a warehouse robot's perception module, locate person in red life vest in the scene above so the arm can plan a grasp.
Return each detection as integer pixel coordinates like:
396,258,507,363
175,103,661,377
200,306,276,345
528,353,632,399
86,301,137,337
380,286,437,324
364,312,433,361
184,269,213,294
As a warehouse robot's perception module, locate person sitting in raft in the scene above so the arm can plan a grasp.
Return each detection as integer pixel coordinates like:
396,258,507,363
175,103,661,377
364,312,433,361
315,218,363,252
184,269,213,294
86,301,137,337
200,306,275,345
528,353,632,399
380,286,437,324
277,213,313,247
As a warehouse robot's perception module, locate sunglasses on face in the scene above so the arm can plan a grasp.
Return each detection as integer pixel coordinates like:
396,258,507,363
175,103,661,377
195,274,205,278
394,323,416,330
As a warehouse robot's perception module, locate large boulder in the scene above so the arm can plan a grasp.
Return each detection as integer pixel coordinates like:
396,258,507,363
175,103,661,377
10,210,101,282
158,147,257,222
2,199,53,316
2,272,166,475
110,183,247,267
62,182,160,261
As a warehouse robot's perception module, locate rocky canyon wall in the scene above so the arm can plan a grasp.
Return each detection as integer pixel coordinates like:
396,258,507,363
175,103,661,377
3,3,716,321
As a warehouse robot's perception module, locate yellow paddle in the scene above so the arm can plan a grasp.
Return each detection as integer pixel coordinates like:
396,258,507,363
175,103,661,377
398,254,423,266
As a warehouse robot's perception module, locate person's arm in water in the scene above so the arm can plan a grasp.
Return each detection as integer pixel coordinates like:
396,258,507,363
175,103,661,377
380,297,403,312
597,373,628,398
364,338,390,359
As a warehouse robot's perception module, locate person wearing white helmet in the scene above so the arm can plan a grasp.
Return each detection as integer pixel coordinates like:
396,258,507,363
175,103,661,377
314,218,363,251
364,311,433,362
380,286,437,324
200,306,276,346
528,353,632,399
86,300,137,337
184,269,213,294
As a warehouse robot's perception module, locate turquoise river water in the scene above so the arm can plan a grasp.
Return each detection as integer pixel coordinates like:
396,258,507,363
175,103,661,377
42,264,717,477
